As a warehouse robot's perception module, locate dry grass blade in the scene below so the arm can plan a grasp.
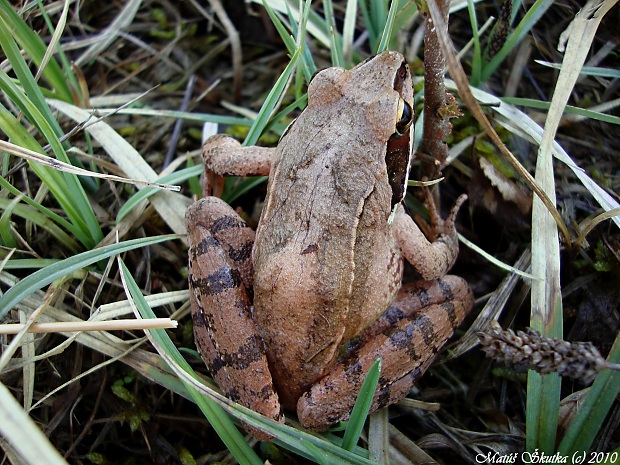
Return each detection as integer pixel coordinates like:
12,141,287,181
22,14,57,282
368,409,389,465
546,0,620,230
74,0,142,66
34,0,70,84
528,0,617,449
20,310,35,412
95,289,189,320
204,0,243,102
538,0,617,163
0,271,193,398
0,278,69,373
448,248,532,358
454,85,620,228
0,382,69,465
0,318,177,335
530,0,618,338
28,339,149,413
575,208,620,248
458,233,537,279
389,425,440,464
0,140,180,191
48,99,191,236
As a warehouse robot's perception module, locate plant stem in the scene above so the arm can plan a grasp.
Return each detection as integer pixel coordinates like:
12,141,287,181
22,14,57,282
419,0,453,179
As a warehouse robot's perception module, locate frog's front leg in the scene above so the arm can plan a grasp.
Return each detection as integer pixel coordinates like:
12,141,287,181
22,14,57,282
392,191,468,281
202,134,272,196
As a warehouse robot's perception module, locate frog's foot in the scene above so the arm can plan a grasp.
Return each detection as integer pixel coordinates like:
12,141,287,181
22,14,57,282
422,186,467,239
186,197,283,440
393,186,468,282
296,276,473,431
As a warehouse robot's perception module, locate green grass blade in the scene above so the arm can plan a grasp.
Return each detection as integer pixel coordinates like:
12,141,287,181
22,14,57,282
262,0,316,82
259,0,331,46
0,98,101,248
35,0,80,100
116,165,202,223
369,0,388,49
0,175,77,235
0,235,177,320
341,359,382,451
270,92,308,120
0,17,102,245
466,0,482,85
222,176,268,204
393,1,422,34
296,0,318,80
357,0,376,48
48,100,188,238
558,333,620,454
119,261,264,465
502,97,620,125
262,0,298,56
526,371,561,451
342,0,358,64
535,61,620,79
0,0,72,101
244,47,302,146
375,1,399,53
0,198,81,252
0,14,65,140
323,0,344,67
527,1,614,449
0,196,20,247
0,259,60,270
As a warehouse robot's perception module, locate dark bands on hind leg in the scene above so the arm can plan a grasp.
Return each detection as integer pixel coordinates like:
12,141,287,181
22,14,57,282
297,275,473,430
186,197,283,439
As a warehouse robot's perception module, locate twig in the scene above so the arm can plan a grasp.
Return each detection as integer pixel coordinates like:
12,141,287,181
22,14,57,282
425,0,572,244
418,0,458,179
0,318,177,335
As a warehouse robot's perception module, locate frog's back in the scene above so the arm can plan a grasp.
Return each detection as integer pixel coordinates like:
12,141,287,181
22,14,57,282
251,53,411,406
251,107,397,407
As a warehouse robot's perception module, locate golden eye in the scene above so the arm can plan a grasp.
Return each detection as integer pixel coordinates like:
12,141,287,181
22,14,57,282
395,99,413,135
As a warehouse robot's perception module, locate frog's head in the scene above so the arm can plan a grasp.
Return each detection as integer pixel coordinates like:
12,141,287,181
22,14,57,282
307,51,414,140
305,51,414,218
354,51,415,217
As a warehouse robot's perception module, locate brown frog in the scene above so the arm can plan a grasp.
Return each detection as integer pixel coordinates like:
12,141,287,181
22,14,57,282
186,51,474,437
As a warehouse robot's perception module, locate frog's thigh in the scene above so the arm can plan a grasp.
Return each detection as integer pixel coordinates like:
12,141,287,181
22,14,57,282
186,197,283,434
358,276,473,341
297,276,473,431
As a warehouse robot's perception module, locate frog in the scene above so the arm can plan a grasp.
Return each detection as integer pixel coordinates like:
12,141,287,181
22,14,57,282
186,50,474,438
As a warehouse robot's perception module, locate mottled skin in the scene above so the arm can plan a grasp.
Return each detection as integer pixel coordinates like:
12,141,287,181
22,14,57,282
186,51,474,437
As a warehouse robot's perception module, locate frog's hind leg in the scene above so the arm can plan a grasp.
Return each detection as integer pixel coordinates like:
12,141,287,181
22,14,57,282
186,196,283,439
297,275,473,430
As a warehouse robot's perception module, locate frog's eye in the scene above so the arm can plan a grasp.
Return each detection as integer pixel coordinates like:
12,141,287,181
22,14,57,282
395,99,413,135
